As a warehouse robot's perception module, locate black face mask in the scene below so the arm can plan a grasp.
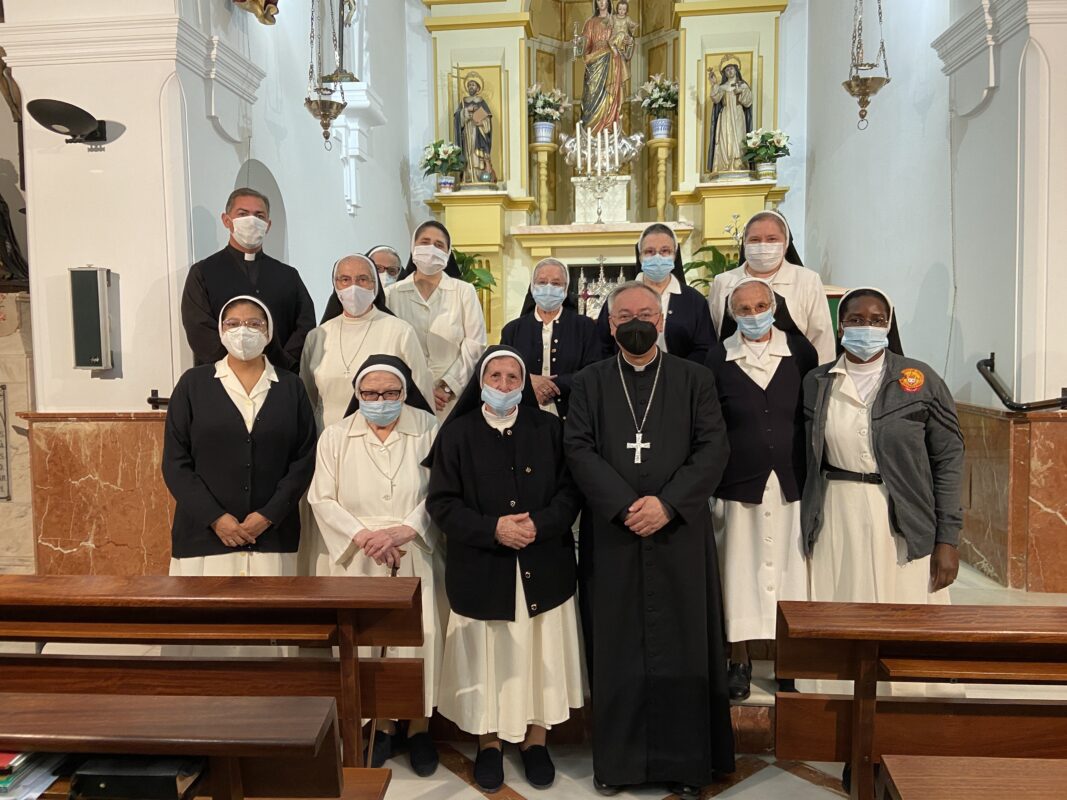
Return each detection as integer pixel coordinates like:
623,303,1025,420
615,319,658,356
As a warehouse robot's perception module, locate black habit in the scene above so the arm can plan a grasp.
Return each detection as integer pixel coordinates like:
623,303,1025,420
595,285,717,364
499,308,602,420
705,330,817,503
564,351,734,786
181,245,317,371
426,406,581,621
162,363,317,558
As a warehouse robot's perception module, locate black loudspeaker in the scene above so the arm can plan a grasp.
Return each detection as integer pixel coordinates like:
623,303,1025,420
69,267,113,370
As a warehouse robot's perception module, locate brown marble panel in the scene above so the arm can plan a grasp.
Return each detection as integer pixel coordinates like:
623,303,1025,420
27,419,173,576
1026,417,1067,593
957,406,1017,586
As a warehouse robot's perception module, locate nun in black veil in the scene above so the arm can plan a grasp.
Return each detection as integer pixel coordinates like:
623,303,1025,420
500,257,601,420
594,222,717,363
307,354,445,775
425,345,584,794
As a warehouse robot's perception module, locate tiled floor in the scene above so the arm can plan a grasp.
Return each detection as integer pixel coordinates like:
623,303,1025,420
20,563,1067,798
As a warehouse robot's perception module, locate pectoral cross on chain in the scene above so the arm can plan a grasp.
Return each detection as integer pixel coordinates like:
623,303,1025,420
627,432,651,464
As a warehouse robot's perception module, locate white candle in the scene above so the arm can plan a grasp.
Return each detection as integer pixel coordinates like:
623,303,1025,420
596,129,602,176
586,127,591,174
613,121,619,170
576,121,582,172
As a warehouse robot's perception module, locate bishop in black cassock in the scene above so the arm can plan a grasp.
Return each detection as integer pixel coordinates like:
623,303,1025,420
564,281,734,795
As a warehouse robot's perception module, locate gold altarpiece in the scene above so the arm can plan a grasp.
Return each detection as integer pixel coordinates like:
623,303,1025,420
422,0,790,342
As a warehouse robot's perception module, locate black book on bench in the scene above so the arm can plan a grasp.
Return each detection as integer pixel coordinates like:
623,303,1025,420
69,757,205,800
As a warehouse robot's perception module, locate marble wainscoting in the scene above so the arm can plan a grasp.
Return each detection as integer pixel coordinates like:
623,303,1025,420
958,403,1067,592
18,413,172,576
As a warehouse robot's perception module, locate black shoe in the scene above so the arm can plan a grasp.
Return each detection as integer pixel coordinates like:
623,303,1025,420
473,746,504,793
593,776,621,796
728,661,752,701
777,678,798,693
407,732,438,777
841,762,851,794
519,745,555,789
668,784,701,798
365,730,392,768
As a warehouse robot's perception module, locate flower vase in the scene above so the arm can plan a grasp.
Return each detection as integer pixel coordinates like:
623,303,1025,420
437,175,457,193
532,121,556,144
754,161,777,181
650,117,672,139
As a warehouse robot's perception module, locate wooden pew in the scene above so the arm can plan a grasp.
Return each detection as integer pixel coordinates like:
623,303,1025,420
879,755,1067,800
775,601,1067,800
0,576,424,768
0,692,343,800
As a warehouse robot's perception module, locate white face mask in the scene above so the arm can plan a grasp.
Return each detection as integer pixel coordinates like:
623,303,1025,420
337,284,377,317
222,326,268,361
744,242,785,274
229,216,268,250
411,244,449,276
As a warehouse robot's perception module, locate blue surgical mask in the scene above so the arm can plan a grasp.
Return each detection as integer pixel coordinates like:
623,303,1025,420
359,399,404,426
379,272,397,288
841,326,889,361
531,284,567,312
641,255,674,282
735,308,775,340
481,385,523,417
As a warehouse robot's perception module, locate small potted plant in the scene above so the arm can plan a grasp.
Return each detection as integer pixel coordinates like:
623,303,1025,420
742,128,790,181
420,139,464,193
526,84,568,144
635,74,679,139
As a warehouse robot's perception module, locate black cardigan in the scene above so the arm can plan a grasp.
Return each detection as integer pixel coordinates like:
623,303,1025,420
499,309,602,419
595,283,716,364
426,406,582,621
705,330,817,503
162,363,317,558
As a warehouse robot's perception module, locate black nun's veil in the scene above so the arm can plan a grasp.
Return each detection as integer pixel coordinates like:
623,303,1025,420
341,354,435,419
422,345,538,468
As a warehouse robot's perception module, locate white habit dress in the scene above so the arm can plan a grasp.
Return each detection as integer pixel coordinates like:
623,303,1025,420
803,355,960,697
168,356,295,657
299,309,435,577
436,406,585,743
714,329,808,643
386,274,487,420
308,405,445,715
708,262,837,364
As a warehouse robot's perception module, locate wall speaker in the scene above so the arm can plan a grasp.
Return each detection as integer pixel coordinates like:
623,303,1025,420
69,267,113,370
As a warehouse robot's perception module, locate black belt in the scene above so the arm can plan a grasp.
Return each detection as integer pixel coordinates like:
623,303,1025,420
824,467,883,484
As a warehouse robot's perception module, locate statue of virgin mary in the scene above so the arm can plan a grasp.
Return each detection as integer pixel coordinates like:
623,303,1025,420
578,0,634,134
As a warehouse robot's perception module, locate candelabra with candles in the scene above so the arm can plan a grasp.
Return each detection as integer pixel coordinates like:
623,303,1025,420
559,121,645,224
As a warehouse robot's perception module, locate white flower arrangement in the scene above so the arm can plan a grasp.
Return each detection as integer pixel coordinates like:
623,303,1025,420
742,128,791,163
634,74,679,116
420,139,464,177
526,84,570,122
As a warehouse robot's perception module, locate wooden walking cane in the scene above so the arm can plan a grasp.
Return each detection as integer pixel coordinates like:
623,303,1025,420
366,548,406,759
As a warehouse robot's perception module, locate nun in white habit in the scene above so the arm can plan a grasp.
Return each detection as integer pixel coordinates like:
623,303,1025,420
308,354,445,776
708,210,837,363
301,254,434,431
385,220,487,420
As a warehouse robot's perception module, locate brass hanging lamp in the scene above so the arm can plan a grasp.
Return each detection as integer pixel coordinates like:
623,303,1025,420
843,0,890,130
304,0,346,149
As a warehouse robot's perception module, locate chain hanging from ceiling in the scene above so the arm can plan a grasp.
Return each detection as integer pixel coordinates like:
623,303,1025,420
304,0,347,150
842,0,890,130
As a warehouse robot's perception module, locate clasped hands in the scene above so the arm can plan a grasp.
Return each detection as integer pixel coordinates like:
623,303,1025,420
354,525,417,568
530,374,560,406
433,380,453,412
625,496,669,537
212,512,271,548
495,512,537,550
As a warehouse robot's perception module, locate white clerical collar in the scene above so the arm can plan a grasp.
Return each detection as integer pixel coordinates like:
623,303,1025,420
534,307,563,326
636,272,682,295
621,349,660,372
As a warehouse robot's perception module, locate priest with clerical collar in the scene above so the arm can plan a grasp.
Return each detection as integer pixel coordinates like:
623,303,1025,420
181,187,316,371
564,281,734,797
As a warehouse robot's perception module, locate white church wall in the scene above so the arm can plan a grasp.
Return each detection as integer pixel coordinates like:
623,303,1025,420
804,1,958,384
2,0,422,410
776,0,808,256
